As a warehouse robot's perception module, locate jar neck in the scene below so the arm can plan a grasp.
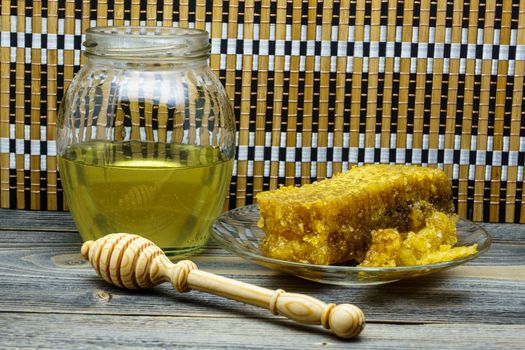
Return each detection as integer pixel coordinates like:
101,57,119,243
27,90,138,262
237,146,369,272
85,54,209,69
83,26,211,67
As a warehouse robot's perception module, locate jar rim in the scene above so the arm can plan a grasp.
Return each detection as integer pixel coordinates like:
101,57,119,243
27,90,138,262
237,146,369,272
84,26,210,61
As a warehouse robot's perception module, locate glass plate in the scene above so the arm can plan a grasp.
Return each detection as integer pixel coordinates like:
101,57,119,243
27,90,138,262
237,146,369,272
211,205,492,286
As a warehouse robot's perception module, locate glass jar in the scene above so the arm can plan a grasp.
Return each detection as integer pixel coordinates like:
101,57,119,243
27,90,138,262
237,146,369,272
57,27,236,257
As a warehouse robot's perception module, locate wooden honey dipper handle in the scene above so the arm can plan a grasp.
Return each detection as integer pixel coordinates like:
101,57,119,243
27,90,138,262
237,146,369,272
81,233,365,339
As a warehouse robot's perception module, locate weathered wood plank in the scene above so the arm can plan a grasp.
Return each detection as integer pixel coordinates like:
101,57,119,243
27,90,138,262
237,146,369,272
0,231,525,273
0,244,524,325
2,313,524,350
1,209,525,243
0,209,77,232
0,231,523,265
1,211,525,349
0,230,82,246
477,223,525,243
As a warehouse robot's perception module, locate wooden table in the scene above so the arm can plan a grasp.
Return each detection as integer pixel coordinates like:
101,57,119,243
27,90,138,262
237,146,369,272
1,209,524,349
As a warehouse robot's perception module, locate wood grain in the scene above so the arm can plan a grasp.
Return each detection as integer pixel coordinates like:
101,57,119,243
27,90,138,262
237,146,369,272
0,209,77,232
2,313,525,350
0,209,524,348
0,240,524,325
79,233,364,338
1,231,524,264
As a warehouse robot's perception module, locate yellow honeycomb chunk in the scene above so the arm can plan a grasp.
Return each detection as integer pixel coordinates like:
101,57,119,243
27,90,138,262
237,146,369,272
359,211,477,267
257,164,455,265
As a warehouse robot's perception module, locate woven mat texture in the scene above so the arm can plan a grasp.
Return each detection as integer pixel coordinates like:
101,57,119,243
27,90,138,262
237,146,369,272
0,1,524,222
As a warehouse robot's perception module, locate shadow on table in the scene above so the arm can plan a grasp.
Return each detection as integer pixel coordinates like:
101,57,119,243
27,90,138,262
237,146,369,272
85,264,471,334
116,282,361,342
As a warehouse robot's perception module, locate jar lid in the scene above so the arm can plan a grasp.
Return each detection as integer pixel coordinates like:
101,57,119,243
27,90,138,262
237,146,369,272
84,26,210,61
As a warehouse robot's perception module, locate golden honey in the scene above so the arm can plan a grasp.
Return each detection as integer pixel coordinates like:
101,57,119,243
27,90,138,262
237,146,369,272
60,141,232,257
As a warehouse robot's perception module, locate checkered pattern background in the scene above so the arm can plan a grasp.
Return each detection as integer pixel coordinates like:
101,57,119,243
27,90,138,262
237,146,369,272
0,1,524,223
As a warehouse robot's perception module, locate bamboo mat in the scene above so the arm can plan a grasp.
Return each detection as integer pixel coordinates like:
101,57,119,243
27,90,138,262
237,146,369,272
0,0,524,223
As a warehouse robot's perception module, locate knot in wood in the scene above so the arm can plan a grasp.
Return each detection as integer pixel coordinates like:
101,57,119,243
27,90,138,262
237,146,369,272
172,260,198,292
269,289,285,315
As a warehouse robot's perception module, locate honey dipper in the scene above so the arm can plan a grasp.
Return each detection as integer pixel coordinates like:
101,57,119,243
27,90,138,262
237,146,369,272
81,233,365,339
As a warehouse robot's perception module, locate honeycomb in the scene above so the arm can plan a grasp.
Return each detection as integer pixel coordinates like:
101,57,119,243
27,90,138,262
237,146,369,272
256,164,459,265
359,211,477,267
